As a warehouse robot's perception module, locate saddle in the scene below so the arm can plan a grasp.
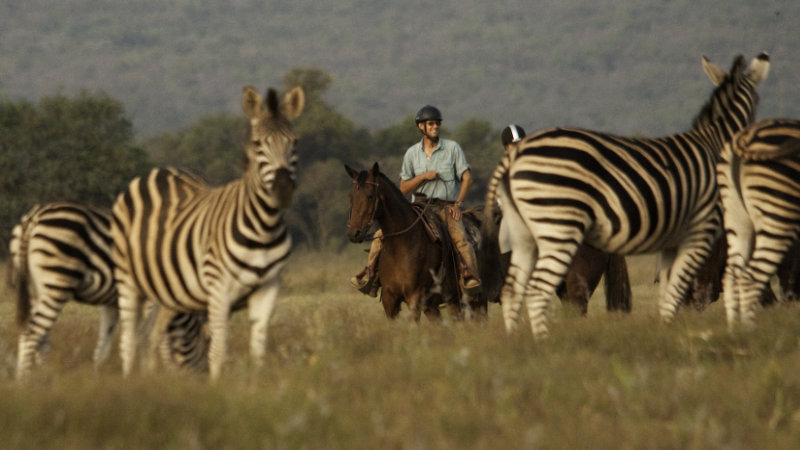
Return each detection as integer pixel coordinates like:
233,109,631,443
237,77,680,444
410,201,443,242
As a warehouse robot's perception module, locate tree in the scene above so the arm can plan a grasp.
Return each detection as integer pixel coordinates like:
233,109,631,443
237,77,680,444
141,114,249,185
283,67,372,164
287,158,351,251
450,118,500,205
0,92,150,255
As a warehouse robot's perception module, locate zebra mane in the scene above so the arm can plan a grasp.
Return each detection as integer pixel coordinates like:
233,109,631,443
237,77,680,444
691,55,753,131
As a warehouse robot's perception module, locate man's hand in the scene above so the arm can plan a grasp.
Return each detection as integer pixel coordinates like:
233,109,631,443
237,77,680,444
423,170,438,181
449,203,462,221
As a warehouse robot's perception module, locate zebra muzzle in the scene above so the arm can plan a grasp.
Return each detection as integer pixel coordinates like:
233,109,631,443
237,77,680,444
271,168,296,208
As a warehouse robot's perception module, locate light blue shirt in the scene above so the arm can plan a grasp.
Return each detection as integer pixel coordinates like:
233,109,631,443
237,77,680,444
400,138,470,201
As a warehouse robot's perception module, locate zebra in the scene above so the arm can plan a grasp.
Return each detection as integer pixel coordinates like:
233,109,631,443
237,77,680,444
481,53,770,338
111,85,305,380
717,118,800,328
9,202,209,379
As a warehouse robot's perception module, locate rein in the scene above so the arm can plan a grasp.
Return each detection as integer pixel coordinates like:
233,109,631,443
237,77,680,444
351,178,437,241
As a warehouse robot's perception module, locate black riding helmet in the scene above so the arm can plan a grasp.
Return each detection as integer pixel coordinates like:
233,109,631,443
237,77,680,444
414,105,442,124
501,124,527,147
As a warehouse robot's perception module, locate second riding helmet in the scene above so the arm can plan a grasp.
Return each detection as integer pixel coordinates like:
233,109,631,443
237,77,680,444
414,105,443,124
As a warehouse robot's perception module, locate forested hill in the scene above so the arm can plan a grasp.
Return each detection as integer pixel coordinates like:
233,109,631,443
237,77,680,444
2,0,799,137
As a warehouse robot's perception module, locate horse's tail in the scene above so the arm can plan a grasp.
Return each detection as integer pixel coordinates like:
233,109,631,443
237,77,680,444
604,255,631,312
479,152,513,294
9,207,39,327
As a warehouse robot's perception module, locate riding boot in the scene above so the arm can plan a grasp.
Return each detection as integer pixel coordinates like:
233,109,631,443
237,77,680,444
350,237,382,297
350,266,380,297
458,246,482,296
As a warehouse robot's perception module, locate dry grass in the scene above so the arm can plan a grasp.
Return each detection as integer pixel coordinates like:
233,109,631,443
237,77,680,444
1,248,799,449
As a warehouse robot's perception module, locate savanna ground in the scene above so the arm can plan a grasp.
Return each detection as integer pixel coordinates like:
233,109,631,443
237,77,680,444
0,247,799,449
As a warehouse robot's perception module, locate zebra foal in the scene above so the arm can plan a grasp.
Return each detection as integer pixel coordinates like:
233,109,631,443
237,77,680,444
111,85,304,380
482,53,770,338
717,118,800,328
9,202,208,379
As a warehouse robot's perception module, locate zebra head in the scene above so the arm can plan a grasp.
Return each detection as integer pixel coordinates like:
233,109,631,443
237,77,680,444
694,52,770,140
242,85,305,209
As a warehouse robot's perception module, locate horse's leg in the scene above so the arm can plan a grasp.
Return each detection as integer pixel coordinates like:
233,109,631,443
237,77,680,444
406,291,423,322
560,245,605,315
604,255,632,313
381,290,402,319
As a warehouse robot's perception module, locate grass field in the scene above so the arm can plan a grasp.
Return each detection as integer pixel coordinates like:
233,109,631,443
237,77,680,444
0,247,799,449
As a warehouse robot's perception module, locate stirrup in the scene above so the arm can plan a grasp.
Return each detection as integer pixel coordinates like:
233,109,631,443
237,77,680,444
462,276,481,296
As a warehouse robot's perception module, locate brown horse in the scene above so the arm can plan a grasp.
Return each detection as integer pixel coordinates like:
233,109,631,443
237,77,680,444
557,246,631,314
345,163,487,320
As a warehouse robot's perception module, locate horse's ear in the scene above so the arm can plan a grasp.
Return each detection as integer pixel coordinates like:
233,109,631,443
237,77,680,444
345,164,359,180
370,162,380,176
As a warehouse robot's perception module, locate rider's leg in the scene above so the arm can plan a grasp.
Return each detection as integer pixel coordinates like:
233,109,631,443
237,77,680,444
443,210,482,295
350,229,382,296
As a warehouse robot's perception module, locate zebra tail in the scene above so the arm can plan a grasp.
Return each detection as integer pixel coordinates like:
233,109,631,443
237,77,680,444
9,221,33,327
478,157,510,288
604,255,632,312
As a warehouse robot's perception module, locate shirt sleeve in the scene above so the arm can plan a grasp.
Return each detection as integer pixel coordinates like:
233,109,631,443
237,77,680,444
453,142,470,179
400,147,416,181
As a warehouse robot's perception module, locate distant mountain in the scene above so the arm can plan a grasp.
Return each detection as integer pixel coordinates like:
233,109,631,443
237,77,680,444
2,0,798,137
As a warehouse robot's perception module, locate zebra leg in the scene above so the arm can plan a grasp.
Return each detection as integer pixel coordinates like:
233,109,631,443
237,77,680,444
502,240,536,334
16,296,67,380
143,305,177,374
206,299,231,381
740,238,787,327
524,244,576,339
93,304,119,369
117,281,144,377
658,227,717,323
247,280,280,370
722,262,741,329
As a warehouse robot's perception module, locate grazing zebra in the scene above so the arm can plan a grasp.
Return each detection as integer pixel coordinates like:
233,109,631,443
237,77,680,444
481,53,770,338
111,85,305,380
9,202,209,379
717,118,800,328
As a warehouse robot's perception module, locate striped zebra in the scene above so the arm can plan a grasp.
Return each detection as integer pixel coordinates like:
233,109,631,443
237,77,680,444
717,118,800,328
111,85,305,380
9,202,209,379
481,53,770,338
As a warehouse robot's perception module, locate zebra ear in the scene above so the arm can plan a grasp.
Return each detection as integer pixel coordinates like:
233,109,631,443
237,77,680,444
701,55,726,86
747,52,770,85
282,86,305,120
242,86,264,119
345,164,359,180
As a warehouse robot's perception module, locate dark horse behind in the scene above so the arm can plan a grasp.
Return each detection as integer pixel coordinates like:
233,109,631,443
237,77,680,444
345,162,488,320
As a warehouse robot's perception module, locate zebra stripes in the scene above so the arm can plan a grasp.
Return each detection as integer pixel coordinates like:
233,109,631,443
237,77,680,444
718,119,800,328
10,202,117,379
9,202,208,379
111,85,305,380
482,53,770,338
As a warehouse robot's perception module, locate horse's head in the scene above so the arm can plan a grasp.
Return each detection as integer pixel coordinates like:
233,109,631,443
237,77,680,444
345,162,382,243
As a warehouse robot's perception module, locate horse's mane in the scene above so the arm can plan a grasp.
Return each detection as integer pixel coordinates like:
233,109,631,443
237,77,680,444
691,55,755,131
363,169,409,205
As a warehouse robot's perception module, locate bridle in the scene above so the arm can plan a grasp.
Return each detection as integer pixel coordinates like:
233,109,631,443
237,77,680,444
349,176,434,240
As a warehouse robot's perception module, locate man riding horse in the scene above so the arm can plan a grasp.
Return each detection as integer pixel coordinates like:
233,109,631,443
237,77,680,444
350,105,482,297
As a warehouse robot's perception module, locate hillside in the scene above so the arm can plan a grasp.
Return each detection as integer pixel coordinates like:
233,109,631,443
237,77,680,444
2,0,798,138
